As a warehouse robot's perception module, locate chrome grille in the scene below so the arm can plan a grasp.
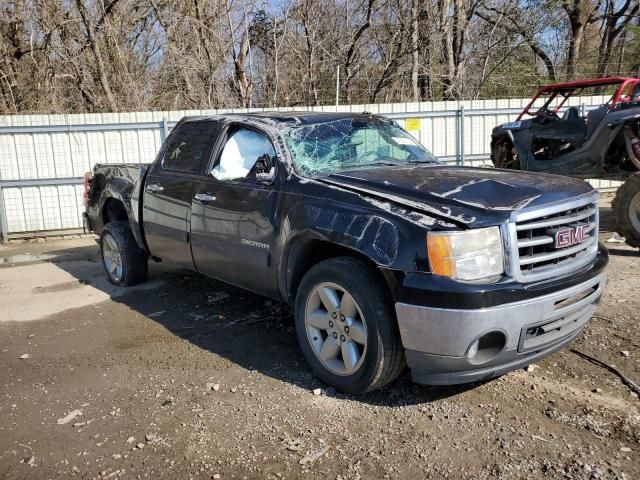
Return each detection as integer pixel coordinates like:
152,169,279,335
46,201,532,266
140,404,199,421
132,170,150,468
505,193,599,283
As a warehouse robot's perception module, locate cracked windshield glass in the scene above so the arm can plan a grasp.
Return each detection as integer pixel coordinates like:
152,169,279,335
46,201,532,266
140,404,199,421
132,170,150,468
284,118,438,176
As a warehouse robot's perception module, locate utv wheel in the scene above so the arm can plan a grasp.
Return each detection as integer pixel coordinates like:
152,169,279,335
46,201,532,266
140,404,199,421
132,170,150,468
100,221,148,286
294,257,405,394
493,139,521,170
613,173,640,249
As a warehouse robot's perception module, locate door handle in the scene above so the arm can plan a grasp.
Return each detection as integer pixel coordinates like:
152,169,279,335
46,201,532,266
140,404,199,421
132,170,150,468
146,182,164,193
194,193,216,203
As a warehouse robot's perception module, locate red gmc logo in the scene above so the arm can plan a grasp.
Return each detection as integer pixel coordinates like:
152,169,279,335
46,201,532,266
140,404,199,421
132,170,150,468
550,225,587,249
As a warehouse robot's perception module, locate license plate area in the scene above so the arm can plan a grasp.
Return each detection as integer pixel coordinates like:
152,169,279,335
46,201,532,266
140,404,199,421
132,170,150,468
518,308,592,353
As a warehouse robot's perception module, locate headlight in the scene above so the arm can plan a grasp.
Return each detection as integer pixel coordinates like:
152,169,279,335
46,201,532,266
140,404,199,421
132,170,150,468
427,226,504,282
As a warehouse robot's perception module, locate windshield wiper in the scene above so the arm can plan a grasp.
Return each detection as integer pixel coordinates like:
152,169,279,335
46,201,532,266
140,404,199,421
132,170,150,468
406,158,439,164
354,160,402,168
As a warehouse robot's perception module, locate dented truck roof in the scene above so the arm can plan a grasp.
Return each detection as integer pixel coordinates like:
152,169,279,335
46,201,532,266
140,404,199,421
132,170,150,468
182,111,383,128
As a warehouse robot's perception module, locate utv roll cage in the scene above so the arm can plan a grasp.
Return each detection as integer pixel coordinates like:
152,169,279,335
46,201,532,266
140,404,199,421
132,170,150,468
517,77,640,121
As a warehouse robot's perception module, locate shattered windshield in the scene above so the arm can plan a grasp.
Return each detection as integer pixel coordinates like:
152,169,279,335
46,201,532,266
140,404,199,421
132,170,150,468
284,118,438,176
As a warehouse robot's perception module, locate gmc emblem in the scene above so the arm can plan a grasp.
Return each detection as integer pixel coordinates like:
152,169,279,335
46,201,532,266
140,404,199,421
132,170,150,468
549,225,587,249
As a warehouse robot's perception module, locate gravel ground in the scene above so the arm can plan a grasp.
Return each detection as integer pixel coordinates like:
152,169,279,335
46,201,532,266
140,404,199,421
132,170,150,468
0,194,638,480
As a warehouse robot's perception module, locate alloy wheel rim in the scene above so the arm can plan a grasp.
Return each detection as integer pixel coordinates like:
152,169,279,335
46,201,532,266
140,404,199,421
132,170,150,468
629,191,640,233
103,234,123,283
304,282,368,376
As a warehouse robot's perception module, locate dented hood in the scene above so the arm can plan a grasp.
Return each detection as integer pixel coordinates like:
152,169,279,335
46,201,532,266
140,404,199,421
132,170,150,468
321,164,594,228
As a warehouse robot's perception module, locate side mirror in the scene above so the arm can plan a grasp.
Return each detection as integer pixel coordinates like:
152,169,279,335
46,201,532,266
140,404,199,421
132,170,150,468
255,155,275,183
256,166,275,183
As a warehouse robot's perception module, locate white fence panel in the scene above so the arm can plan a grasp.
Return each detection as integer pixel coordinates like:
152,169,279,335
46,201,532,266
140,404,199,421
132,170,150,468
0,95,623,240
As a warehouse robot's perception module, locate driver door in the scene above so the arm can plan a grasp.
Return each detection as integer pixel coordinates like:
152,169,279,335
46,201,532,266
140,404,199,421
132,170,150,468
190,126,280,297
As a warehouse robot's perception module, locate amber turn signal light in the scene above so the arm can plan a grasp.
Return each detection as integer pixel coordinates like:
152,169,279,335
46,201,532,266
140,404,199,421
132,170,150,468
426,234,455,277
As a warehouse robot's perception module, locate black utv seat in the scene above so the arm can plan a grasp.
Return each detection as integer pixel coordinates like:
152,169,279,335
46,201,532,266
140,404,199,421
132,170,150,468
562,106,580,120
534,107,586,148
586,105,608,138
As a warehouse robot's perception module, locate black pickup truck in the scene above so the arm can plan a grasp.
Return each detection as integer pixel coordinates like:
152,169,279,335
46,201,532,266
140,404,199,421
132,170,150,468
85,112,608,393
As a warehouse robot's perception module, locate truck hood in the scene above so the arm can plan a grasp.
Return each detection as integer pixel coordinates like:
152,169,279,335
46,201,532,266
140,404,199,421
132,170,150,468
321,164,593,228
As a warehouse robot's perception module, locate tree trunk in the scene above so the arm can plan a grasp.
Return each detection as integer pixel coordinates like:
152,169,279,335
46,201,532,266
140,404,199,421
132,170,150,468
234,26,251,107
440,0,456,99
343,0,375,103
75,0,118,112
411,0,420,101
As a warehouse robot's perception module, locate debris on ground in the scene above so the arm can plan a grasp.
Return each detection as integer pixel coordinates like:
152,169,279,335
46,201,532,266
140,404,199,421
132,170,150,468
606,233,625,243
56,409,82,425
571,349,640,396
299,445,330,465
287,440,303,452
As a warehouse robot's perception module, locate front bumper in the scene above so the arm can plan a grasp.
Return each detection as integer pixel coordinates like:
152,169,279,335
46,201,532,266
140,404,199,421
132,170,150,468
395,269,606,385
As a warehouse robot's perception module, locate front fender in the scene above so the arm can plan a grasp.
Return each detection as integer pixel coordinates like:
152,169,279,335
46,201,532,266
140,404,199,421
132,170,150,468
277,195,448,302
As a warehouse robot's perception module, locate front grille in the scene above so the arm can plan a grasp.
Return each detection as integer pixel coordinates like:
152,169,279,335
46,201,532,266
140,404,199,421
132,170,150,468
505,193,599,283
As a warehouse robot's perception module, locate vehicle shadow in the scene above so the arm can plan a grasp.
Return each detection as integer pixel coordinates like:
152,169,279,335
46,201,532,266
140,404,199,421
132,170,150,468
33,242,481,407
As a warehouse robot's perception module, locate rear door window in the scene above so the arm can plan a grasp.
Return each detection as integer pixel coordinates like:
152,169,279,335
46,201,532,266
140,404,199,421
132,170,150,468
162,121,219,174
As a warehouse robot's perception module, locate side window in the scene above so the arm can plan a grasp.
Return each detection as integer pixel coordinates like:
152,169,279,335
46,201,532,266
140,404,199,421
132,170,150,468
163,121,217,173
212,128,276,181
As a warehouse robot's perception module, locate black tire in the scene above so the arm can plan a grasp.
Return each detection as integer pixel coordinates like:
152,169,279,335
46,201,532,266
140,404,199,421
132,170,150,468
100,221,148,286
613,173,640,248
492,139,521,170
294,257,405,394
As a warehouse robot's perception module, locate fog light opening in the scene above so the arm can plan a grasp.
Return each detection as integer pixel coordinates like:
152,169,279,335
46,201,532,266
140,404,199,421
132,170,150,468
466,331,507,365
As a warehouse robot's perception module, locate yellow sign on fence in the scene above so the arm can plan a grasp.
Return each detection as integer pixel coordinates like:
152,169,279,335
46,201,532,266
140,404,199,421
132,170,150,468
405,118,420,131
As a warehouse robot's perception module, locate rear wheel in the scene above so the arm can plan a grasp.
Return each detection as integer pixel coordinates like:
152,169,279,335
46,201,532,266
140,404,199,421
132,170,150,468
294,257,405,394
100,221,148,286
613,173,640,248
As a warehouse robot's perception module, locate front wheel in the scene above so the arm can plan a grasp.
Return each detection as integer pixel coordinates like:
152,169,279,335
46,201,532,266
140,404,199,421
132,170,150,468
294,257,405,394
492,139,521,170
613,173,640,249
100,221,148,286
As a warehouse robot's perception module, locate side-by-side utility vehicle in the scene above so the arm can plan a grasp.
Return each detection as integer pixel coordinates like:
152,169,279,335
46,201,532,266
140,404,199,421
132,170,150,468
490,77,640,248
85,112,608,393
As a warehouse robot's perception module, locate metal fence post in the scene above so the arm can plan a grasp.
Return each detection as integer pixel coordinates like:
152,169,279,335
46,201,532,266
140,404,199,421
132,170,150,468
458,106,465,166
161,117,169,142
0,185,8,243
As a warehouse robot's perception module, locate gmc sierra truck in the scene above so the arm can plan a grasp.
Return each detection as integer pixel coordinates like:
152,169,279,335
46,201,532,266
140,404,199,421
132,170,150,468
84,112,608,394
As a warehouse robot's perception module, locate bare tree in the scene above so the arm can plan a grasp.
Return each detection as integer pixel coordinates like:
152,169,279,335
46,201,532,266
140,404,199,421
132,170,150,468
596,0,639,77
0,0,638,114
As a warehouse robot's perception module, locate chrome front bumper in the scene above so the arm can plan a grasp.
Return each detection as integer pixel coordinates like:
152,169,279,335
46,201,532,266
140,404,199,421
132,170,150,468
395,272,606,385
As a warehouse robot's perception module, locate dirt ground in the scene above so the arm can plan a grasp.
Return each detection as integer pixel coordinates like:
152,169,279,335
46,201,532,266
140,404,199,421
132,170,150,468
0,193,638,480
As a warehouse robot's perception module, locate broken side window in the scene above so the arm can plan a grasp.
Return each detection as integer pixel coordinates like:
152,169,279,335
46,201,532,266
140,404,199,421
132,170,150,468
213,128,276,181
